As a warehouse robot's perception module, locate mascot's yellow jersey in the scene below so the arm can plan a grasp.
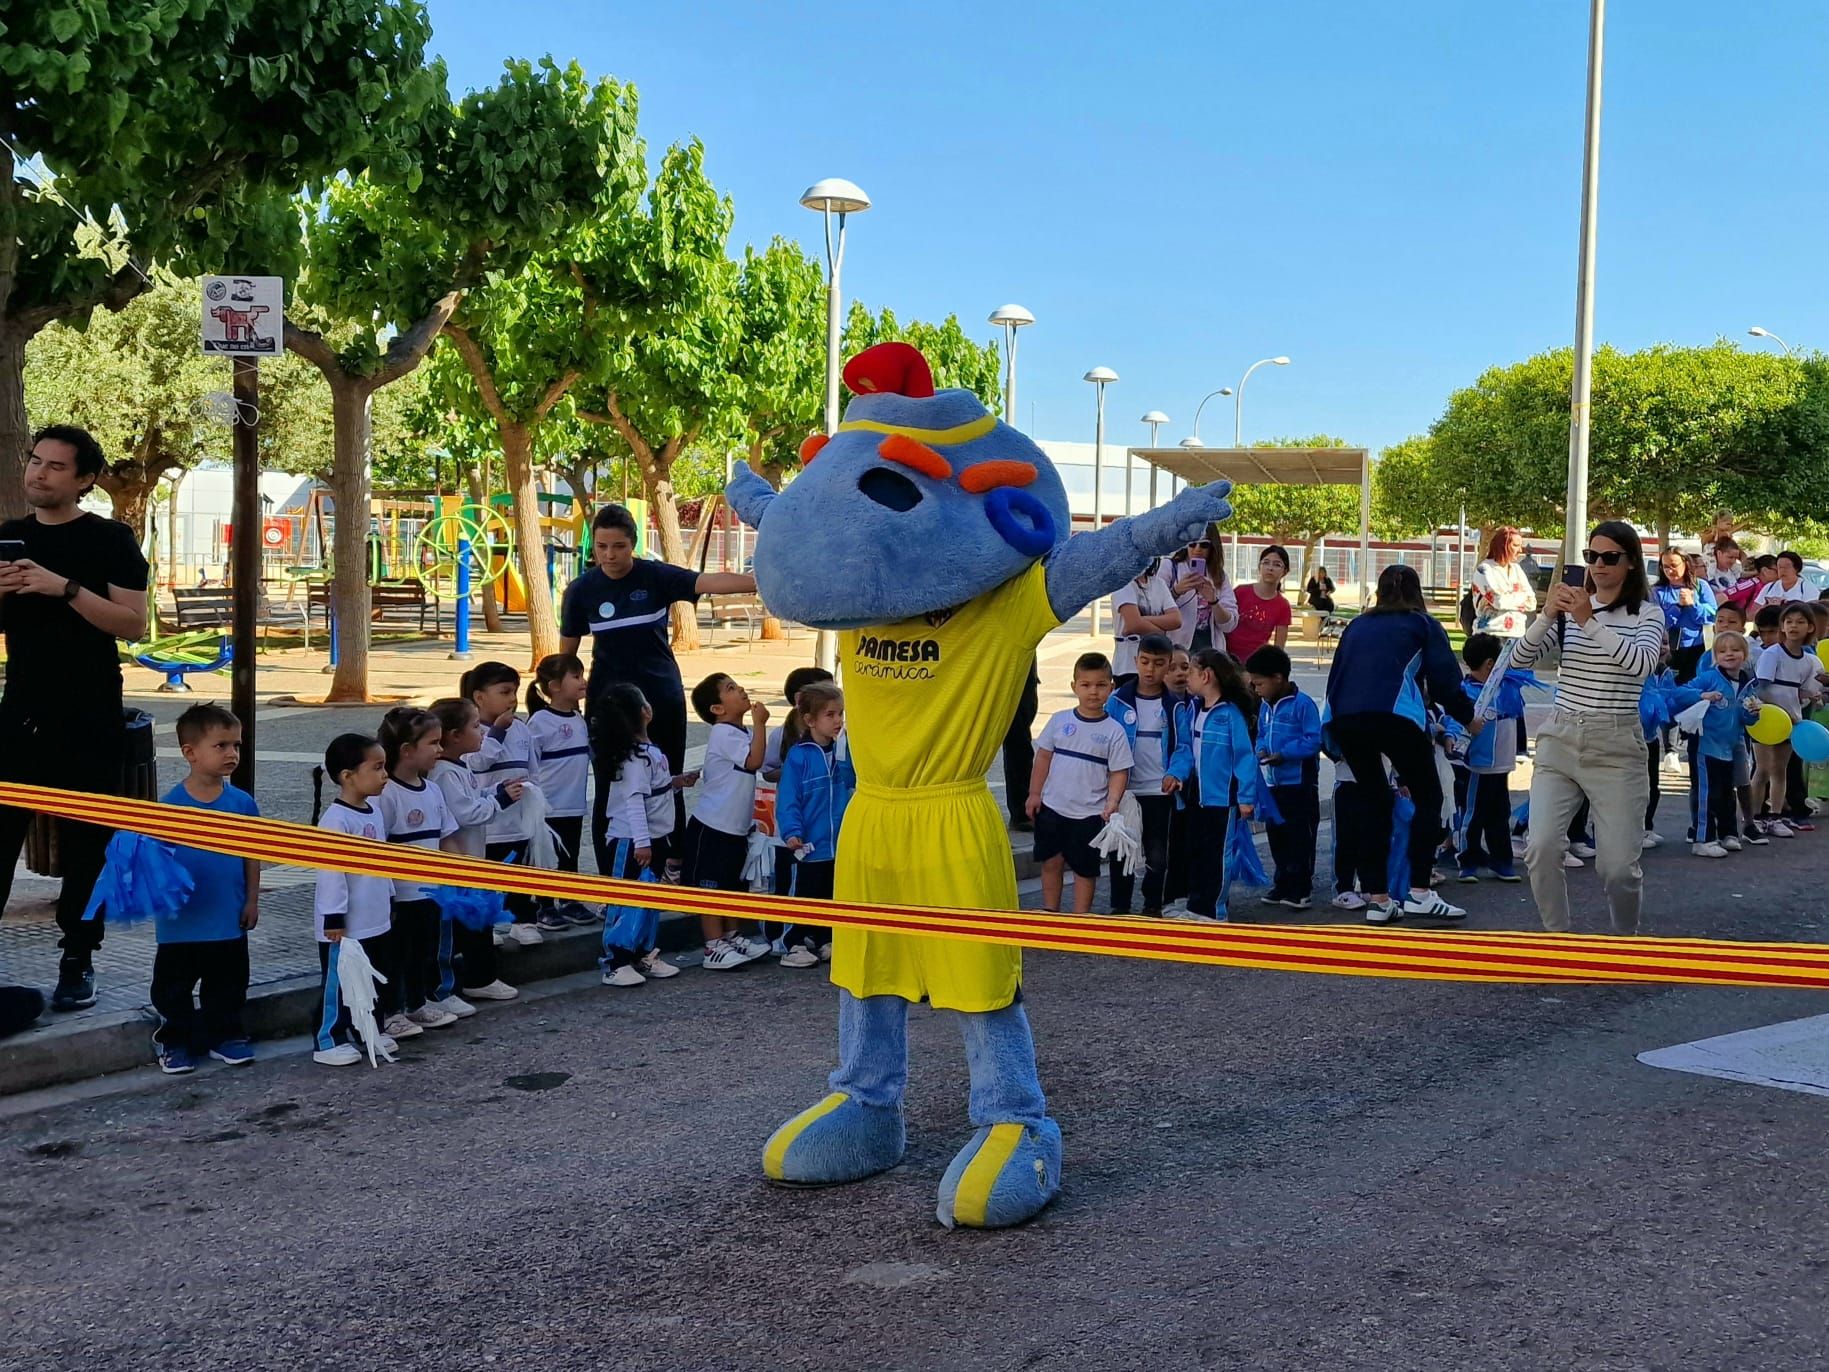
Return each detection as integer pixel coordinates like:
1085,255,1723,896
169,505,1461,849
833,561,1060,1011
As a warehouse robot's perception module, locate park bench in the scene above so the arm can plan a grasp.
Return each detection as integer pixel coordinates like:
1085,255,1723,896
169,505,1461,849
704,592,779,646
308,579,432,635
167,585,311,642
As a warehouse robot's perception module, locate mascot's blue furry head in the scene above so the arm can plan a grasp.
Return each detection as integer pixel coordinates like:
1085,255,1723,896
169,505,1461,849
740,342,1070,630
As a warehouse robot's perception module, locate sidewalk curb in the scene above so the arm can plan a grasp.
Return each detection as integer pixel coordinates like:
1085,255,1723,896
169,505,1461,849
1,841,1043,1098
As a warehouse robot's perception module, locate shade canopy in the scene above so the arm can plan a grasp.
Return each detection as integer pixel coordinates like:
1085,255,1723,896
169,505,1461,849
1129,445,1369,486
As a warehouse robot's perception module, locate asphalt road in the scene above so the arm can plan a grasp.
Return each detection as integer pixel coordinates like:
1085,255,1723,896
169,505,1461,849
4,834,1829,1371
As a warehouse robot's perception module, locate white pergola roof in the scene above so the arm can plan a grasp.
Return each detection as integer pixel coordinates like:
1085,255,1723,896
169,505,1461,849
1127,446,1370,487
1128,445,1375,601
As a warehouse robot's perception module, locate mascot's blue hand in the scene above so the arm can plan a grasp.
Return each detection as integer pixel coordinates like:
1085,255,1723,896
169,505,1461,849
1126,480,1234,558
726,466,776,532
1043,479,1234,622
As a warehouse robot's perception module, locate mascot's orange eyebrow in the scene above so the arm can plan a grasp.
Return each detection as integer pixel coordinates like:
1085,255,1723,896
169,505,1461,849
799,433,829,464
877,433,954,480
959,460,1038,494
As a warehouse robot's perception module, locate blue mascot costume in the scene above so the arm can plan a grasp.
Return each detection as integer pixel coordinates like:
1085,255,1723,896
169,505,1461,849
727,341,1232,1227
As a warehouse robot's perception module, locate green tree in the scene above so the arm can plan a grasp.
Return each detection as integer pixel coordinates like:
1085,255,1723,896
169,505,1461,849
1225,435,1362,580
1,0,438,515
1372,434,1462,541
732,238,826,486
842,303,1001,408
284,56,641,697
22,273,212,537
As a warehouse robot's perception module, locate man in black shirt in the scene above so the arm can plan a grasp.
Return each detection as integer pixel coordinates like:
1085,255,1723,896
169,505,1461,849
0,427,149,1010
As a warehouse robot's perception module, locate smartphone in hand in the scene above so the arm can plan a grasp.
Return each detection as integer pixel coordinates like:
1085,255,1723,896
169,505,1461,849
0,540,26,563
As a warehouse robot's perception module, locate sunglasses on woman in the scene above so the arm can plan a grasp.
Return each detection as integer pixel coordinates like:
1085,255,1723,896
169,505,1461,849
1582,548,1624,566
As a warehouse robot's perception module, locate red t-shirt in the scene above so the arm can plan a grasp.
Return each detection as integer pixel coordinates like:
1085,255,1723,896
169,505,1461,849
1227,585,1292,661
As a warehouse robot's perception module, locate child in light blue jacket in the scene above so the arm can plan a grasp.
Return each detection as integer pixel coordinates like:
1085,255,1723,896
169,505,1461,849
1164,649,1260,922
1670,630,1761,856
775,681,856,964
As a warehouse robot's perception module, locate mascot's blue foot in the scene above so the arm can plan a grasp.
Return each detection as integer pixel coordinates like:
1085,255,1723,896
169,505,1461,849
762,1092,906,1186
935,1117,1062,1229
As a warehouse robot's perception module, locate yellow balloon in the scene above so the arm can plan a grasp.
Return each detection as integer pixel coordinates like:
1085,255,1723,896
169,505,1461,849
1748,704,1794,746
1818,639,1829,671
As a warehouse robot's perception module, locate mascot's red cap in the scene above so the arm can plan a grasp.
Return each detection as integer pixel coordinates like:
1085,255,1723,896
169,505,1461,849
843,342,935,399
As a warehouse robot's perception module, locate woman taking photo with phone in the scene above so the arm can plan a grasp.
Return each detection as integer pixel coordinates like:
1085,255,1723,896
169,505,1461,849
1166,531,1236,655
1510,522,1666,935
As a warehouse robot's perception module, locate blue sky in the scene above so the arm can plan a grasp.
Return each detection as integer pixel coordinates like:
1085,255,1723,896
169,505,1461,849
426,1,1829,455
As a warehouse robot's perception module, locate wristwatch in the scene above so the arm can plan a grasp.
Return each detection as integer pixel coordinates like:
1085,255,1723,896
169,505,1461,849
61,578,79,602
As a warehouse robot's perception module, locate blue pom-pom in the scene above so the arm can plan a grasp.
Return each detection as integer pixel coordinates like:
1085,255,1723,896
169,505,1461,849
426,884,507,931
84,832,195,925
1224,813,1270,892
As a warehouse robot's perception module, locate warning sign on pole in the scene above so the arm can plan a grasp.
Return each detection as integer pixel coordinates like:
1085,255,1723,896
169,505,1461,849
200,276,283,356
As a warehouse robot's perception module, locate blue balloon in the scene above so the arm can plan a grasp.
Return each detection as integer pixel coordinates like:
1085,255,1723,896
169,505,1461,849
1793,719,1829,765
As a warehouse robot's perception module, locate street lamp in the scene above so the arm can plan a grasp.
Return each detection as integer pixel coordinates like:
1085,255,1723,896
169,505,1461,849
800,177,870,672
1748,326,1796,357
1141,410,1169,506
989,304,1035,423
1234,356,1290,446
1180,387,1234,446
1084,366,1118,635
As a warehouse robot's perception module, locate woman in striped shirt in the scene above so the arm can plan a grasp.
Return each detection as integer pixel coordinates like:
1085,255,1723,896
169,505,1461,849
1513,521,1665,936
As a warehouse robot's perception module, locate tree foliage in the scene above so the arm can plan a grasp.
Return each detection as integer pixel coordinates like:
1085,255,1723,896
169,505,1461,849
1,0,440,512
1224,435,1362,577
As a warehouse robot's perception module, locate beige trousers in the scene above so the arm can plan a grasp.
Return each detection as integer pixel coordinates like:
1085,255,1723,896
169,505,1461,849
1525,708,1649,935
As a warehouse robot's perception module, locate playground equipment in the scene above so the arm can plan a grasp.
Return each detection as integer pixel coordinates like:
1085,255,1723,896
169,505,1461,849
131,632,234,692
413,500,515,600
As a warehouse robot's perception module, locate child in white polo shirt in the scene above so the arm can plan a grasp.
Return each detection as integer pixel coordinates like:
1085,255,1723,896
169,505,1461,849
1027,652,1133,915
685,673,772,970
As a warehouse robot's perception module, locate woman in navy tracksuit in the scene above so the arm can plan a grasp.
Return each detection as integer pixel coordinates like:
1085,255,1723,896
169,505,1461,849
1323,565,1478,923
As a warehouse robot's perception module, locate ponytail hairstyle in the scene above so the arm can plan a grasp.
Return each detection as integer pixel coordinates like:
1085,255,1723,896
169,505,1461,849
794,680,844,738
459,660,520,702
1191,648,1258,741
377,706,439,774
779,665,835,751
526,652,585,713
312,732,381,822
588,681,648,784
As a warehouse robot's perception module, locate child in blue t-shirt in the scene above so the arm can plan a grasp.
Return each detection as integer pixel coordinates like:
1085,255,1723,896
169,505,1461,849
151,704,261,1075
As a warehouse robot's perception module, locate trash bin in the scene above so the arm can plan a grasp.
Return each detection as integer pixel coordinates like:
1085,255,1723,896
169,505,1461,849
25,709,158,877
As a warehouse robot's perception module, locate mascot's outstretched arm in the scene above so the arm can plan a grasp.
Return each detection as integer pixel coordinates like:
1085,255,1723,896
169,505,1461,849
1042,480,1234,622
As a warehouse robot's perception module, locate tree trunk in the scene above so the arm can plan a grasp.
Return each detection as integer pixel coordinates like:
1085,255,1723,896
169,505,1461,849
325,380,374,703
104,479,157,545
1298,535,1324,588
637,448,700,651
501,423,560,663
0,326,28,520
466,463,504,634
746,438,788,491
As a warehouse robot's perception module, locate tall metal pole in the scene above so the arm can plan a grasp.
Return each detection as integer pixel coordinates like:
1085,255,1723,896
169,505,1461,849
814,205,848,674
1090,382,1107,636
1001,322,1019,421
230,358,260,792
1146,419,1163,509
1562,0,1606,574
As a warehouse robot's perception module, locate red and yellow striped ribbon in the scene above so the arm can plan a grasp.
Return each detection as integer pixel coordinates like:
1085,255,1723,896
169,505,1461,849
10,781,1829,989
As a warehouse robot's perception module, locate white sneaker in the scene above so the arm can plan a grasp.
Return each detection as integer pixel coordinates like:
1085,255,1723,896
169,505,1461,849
1691,841,1728,859
1570,842,1597,859
637,949,681,979
505,923,544,946
1769,820,1797,838
461,980,518,1001
492,926,506,947
1402,890,1467,920
1722,836,1744,852
1175,910,1221,923
1330,891,1367,911
818,942,833,962
406,1004,458,1029
435,995,477,1018
779,945,821,968
1641,831,1662,849
1562,851,1585,868
731,933,771,962
313,1044,362,1066
373,1032,399,1055
601,964,647,988
702,939,753,971
1364,900,1400,925
382,1014,424,1039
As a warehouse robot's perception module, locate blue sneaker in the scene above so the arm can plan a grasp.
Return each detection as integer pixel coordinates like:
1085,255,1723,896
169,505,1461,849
1490,866,1522,883
1457,868,1480,884
157,1047,195,1075
209,1039,255,1066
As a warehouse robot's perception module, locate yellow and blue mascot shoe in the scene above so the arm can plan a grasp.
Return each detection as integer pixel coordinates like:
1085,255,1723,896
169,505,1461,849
762,991,908,1186
936,1117,1062,1230
762,1092,906,1186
